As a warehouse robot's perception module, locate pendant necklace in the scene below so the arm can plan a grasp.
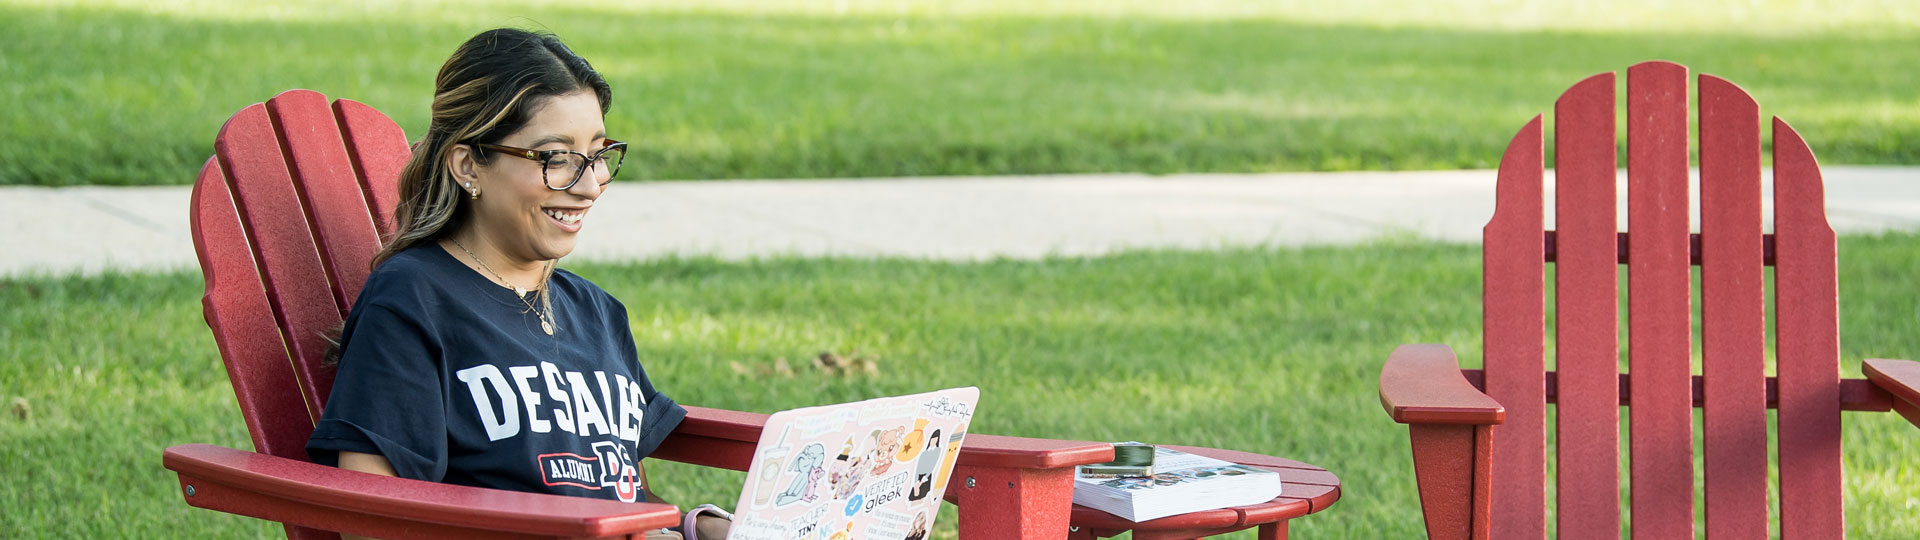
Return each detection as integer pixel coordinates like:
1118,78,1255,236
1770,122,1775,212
451,238,556,335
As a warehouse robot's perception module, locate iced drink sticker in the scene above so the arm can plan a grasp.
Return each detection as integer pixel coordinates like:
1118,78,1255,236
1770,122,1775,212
750,427,792,508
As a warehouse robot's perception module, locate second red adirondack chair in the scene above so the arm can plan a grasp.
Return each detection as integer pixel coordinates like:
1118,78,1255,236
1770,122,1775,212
1379,60,1920,540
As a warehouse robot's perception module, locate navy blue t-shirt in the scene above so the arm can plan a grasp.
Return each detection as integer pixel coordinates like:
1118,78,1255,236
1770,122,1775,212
306,244,686,503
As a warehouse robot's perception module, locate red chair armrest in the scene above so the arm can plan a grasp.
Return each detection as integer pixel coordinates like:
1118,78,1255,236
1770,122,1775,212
649,406,768,471
1864,359,1920,404
1864,358,1920,428
1381,344,1507,425
673,405,771,442
945,437,1111,539
955,434,1113,469
163,444,680,540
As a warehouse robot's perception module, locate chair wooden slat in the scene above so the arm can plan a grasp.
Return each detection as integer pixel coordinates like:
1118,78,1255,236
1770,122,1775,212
333,98,407,240
196,153,338,540
1770,117,1845,539
265,90,382,317
1698,74,1770,539
1550,72,1621,540
193,156,315,459
1482,115,1547,540
1624,60,1695,540
213,102,340,425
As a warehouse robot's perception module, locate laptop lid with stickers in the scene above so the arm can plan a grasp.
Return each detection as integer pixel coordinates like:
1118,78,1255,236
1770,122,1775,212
727,387,979,540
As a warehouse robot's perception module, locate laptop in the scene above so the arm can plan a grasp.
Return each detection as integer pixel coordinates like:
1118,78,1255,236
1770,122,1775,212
724,387,979,540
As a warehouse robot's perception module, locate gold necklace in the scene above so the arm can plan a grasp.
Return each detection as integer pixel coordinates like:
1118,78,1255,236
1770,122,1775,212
451,238,556,335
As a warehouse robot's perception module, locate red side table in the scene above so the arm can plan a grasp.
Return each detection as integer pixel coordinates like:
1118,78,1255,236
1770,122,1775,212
1067,445,1341,540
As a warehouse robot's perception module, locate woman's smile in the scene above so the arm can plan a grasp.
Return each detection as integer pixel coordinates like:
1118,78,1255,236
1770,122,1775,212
542,205,588,230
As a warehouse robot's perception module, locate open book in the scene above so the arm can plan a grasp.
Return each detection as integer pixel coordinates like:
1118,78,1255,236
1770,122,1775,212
1071,445,1282,522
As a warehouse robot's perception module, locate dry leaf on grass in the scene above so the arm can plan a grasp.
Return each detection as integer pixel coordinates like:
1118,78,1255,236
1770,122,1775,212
813,351,879,377
728,351,881,379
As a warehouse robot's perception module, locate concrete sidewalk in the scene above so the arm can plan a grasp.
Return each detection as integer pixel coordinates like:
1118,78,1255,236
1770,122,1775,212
4,167,1918,277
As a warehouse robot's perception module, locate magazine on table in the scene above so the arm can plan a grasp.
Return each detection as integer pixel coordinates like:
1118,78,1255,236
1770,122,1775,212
1071,444,1283,522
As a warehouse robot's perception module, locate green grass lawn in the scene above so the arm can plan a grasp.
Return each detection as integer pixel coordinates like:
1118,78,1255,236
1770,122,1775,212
3,0,1918,185
3,234,1917,538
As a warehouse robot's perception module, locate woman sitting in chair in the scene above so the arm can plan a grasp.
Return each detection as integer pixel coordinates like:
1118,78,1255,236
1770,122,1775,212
303,28,729,540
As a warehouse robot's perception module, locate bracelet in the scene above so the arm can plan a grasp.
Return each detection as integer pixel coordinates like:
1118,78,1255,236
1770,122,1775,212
681,503,733,540
689,503,734,521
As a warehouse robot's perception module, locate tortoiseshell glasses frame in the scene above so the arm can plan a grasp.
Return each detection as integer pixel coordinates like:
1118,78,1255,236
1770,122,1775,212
473,139,627,190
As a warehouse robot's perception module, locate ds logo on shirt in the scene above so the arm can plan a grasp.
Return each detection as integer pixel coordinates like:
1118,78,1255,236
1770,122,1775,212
537,441,641,502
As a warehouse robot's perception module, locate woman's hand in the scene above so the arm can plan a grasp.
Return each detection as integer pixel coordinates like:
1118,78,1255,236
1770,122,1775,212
641,529,684,540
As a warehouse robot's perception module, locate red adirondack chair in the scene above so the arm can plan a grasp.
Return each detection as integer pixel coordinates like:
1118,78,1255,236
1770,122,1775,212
160,89,1122,540
1378,60,1920,540
163,89,1342,540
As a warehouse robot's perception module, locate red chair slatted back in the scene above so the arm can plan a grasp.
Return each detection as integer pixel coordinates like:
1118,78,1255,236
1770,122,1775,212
191,88,406,462
1480,61,1844,539
192,89,406,540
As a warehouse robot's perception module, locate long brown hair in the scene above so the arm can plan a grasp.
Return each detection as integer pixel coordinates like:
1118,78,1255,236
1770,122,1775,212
373,28,613,268
327,29,612,366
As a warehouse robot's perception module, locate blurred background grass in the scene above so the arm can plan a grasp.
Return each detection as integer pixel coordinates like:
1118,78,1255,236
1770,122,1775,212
2,0,1917,185
4,1,1918,538
4,234,1918,538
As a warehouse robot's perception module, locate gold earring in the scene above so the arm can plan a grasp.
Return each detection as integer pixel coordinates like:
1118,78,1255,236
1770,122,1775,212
465,182,478,200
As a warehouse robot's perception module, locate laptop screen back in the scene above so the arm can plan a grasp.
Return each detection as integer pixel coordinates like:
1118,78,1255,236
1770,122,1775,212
727,387,979,540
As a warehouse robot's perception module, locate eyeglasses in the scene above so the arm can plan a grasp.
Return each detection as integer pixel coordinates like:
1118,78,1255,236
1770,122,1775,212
473,140,627,190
